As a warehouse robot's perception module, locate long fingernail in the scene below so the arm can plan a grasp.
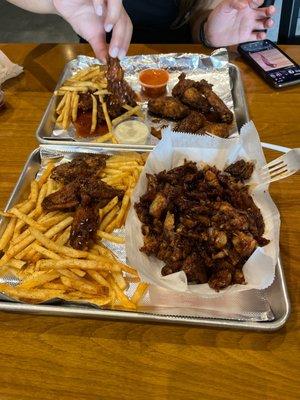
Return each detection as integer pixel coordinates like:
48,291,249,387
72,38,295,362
105,24,113,33
95,4,103,16
118,49,126,60
109,47,119,58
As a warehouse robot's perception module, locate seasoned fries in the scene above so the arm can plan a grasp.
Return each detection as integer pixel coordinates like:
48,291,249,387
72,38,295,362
0,152,149,310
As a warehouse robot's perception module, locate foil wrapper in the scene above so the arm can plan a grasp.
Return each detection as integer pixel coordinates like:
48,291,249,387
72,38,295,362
53,49,237,143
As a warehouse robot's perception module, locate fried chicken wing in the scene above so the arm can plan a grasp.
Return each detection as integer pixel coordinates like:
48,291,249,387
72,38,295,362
201,85,233,124
148,96,189,120
199,123,231,138
174,111,206,133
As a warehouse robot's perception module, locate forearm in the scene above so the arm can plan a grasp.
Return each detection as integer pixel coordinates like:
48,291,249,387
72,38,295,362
6,0,57,14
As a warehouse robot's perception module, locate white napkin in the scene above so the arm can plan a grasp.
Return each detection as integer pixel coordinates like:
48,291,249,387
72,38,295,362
0,50,23,85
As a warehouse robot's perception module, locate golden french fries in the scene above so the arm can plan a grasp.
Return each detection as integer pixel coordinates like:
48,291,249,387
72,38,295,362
0,151,149,309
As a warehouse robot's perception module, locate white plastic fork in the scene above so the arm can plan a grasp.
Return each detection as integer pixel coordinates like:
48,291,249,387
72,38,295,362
259,148,300,185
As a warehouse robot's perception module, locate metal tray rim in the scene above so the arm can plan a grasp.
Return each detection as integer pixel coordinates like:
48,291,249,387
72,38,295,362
0,146,291,330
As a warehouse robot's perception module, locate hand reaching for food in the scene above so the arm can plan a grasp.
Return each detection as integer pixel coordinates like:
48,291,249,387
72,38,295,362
53,0,132,61
204,0,275,47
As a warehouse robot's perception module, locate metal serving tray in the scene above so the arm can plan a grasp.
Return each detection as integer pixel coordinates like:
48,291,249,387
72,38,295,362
36,58,250,149
0,147,290,330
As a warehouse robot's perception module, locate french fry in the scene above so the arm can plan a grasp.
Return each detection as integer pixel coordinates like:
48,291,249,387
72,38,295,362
19,270,60,290
131,282,149,305
37,163,54,188
93,133,113,143
37,259,121,272
112,105,142,126
29,227,88,259
107,275,136,310
90,94,97,133
0,284,65,301
99,196,118,217
60,292,111,307
10,208,46,232
97,231,125,244
63,92,72,130
72,93,79,122
100,205,119,231
55,226,71,246
29,180,39,203
31,243,61,260
60,276,98,295
56,93,67,113
43,282,67,291
0,217,17,250
87,270,110,288
101,100,112,132
112,271,127,291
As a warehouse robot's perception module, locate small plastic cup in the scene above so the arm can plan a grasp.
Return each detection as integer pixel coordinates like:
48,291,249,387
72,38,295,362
113,117,150,145
138,69,169,98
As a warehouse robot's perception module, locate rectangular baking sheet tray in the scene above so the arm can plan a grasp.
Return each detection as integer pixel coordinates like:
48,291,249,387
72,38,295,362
0,146,290,330
36,54,250,149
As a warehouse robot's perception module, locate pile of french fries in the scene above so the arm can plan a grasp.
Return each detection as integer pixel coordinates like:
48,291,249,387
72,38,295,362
54,65,144,144
0,152,149,309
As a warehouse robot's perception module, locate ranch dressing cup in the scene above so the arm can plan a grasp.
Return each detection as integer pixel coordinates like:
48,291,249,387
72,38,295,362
114,118,150,145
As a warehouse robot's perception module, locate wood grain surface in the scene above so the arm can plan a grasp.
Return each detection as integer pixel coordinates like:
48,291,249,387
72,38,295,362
0,43,299,400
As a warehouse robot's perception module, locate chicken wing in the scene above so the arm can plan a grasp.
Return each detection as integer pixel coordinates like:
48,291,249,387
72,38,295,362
174,111,206,133
148,96,189,120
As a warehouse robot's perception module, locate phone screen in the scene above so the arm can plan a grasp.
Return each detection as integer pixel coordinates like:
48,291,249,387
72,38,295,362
240,40,300,85
249,47,294,72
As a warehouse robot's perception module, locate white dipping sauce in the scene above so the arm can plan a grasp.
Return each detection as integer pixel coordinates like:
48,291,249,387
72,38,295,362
114,120,149,144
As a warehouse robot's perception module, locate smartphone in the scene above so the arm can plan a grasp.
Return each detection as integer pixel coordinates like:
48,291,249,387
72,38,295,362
237,39,300,88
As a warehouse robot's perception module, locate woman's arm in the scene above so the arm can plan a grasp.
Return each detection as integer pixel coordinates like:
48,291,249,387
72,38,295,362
6,0,57,14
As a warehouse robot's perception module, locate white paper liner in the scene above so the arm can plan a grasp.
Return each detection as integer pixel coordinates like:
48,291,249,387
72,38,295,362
126,121,280,297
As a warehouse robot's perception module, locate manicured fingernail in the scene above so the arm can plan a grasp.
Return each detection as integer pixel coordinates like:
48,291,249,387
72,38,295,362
95,4,103,16
109,47,119,58
118,49,126,60
105,24,113,33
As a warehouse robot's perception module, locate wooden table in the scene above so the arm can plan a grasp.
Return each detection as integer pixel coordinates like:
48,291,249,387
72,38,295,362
0,43,299,400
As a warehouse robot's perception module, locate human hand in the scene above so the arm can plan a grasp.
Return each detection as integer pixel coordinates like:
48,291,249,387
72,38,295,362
53,0,132,61
205,0,276,47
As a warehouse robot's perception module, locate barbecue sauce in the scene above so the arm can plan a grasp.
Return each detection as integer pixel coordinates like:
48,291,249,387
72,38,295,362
74,111,108,138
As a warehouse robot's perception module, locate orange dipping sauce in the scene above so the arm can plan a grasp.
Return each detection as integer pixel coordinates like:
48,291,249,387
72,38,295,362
139,69,169,98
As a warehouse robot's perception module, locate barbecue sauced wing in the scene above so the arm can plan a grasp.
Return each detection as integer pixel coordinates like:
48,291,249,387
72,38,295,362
70,204,99,250
51,154,108,184
148,96,189,120
106,56,137,119
42,181,80,211
42,154,124,250
135,160,269,291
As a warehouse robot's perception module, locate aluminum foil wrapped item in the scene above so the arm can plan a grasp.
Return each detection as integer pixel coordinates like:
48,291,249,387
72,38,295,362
126,121,280,297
